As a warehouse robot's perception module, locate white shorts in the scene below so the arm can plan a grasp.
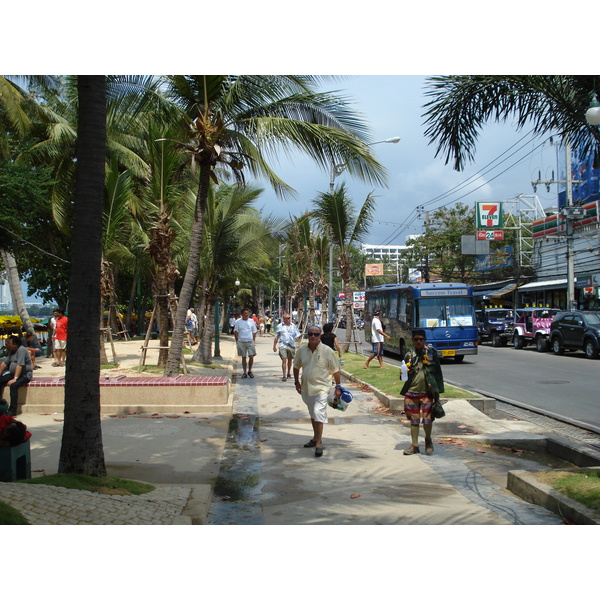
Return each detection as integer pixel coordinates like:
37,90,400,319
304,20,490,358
301,390,329,423
54,339,67,350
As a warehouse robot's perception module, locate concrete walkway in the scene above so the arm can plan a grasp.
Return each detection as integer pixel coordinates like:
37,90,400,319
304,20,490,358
0,332,587,524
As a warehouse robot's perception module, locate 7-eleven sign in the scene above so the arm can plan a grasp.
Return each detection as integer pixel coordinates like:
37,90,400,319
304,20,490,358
476,202,503,228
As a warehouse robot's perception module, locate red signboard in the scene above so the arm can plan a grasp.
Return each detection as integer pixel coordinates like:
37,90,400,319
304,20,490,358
477,230,504,240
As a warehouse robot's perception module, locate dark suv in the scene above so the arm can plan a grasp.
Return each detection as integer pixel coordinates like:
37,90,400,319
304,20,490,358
549,311,600,359
476,308,514,346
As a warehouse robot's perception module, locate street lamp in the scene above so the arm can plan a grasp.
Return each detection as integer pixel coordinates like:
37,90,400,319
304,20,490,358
585,93,600,125
327,136,401,320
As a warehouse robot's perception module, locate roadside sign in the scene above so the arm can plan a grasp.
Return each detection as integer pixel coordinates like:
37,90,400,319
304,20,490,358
365,264,384,276
476,202,503,228
477,230,504,240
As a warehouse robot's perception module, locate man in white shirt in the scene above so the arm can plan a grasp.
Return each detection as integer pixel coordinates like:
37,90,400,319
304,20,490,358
293,325,341,457
272,313,302,381
364,309,391,369
233,308,258,378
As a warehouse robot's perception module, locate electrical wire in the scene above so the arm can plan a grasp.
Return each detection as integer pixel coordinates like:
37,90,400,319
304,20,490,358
378,131,550,246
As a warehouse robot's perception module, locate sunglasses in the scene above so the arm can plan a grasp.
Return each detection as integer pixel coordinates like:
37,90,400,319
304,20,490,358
412,337,425,341
307,332,321,337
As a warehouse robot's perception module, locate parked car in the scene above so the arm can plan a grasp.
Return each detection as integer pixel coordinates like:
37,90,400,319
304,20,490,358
549,310,600,358
512,307,561,352
476,308,514,346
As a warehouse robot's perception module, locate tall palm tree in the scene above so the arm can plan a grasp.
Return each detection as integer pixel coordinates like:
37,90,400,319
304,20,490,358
422,75,600,171
58,76,107,476
283,213,317,331
192,182,275,363
159,75,387,376
312,183,376,351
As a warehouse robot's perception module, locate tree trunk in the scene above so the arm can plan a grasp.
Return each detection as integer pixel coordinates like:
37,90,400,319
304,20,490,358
58,75,107,476
99,308,108,365
0,249,35,334
157,293,170,368
197,300,214,364
165,162,211,376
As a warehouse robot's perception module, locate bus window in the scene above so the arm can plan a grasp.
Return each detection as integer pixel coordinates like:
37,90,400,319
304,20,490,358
398,292,407,322
389,292,398,320
416,297,475,327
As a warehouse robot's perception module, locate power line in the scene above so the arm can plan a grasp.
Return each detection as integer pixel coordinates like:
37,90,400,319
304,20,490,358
379,131,550,245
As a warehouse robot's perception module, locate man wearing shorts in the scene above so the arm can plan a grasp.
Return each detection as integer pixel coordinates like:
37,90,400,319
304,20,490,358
293,325,341,457
364,309,391,368
234,308,257,378
273,313,301,381
400,329,444,455
52,308,68,367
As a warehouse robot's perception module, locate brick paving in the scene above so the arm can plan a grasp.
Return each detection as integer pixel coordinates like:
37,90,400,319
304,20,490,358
0,482,192,525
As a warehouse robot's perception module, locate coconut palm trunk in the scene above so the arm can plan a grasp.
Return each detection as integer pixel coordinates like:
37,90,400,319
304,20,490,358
165,162,211,376
58,75,107,476
0,249,35,334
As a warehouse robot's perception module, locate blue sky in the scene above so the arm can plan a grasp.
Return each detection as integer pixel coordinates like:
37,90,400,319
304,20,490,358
255,75,562,246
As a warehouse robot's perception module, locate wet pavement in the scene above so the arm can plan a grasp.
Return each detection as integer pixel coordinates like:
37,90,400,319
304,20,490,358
205,337,569,525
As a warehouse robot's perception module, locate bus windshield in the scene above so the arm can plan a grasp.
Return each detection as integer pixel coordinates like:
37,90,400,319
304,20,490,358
416,297,475,328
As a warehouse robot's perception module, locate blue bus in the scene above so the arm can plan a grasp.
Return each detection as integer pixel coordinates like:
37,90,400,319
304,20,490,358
365,283,478,362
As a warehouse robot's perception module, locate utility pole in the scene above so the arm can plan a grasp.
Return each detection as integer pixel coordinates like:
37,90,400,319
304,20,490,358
424,211,430,283
532,136,582,311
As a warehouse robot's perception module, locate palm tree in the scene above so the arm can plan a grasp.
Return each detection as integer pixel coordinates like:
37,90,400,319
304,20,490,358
422,75,600,172
0,249,35,334
312,183,376,351
191,182,278,364
58,76,107,476
159,75,387,376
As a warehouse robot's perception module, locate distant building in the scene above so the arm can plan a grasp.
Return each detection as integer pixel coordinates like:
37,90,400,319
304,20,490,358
360,243,407,262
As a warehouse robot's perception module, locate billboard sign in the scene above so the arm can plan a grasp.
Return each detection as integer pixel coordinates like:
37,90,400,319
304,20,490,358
365,263,384,276
476,202,503,228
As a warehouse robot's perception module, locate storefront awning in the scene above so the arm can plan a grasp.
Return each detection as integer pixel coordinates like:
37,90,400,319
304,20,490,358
490,282,518,297
517,278,567,292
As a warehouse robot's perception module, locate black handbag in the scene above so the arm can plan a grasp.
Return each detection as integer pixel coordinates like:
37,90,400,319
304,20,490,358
431,398,445,420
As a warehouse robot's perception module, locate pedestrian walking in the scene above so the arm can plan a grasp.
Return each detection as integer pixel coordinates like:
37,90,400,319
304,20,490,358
293,324,341,457
273,313,301,381
364,309,391,368
400,329,444,455
234,308,258,378
320,322,342,360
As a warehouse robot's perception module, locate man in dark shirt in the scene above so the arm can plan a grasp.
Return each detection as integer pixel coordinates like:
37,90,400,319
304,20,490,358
0,335,34,416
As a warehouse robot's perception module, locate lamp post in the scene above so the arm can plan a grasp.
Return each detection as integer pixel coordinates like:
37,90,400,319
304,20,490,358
277,244,285,321
585,92,600,126
327,136,401,320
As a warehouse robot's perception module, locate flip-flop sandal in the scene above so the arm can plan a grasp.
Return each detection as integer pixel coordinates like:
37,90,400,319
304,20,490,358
241,373,247,379
282,376,287,381
248,372,254,378
52,362,59,367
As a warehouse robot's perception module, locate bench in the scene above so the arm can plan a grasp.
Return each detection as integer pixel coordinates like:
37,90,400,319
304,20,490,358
15,375,231,415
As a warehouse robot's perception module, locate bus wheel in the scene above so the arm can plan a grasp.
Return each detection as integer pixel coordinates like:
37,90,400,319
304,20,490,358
454,355,465,363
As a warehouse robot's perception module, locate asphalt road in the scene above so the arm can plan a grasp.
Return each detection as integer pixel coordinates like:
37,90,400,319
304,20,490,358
345,328,600,433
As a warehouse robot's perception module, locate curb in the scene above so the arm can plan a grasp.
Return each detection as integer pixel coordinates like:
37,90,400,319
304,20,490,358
507,468,600,525
340,368,493,412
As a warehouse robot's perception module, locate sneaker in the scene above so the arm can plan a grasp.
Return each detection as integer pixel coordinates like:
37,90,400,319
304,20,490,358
425,439,434,455
403,445,420,455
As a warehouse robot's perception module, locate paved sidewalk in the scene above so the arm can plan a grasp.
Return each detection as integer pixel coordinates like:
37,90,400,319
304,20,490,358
0,332,586,525
207,337,566,525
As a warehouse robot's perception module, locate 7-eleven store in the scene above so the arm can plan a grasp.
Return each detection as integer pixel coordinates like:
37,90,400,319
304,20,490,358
518,201,600,310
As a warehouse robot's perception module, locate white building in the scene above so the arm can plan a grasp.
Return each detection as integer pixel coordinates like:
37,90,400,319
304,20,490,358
360,243,407,262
